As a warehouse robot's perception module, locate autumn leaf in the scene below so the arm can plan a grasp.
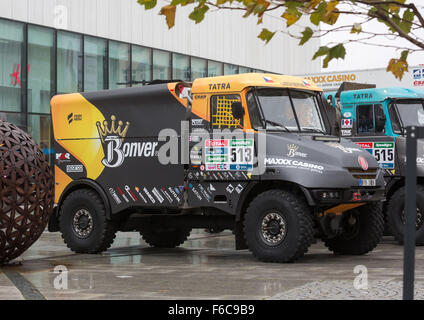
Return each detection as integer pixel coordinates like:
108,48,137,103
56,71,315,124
305,0,322,12
313,44,345,68
282,6,302,26
258,28,276,43
312,46,330,60
189,5,209,23
299,27,313,45
137,0,157,10
160,5,177,29
387,57,409,80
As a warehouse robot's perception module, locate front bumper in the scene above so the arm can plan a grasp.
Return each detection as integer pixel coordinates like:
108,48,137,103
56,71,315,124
309,187,385,206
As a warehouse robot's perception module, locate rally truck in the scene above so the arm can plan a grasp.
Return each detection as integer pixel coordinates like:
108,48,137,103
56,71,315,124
49,73,385,263
325,87,424,245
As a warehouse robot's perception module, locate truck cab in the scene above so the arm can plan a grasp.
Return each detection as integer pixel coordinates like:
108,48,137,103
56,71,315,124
325,87,424,244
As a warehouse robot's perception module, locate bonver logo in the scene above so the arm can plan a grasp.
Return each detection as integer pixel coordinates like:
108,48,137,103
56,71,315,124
97,115,130,168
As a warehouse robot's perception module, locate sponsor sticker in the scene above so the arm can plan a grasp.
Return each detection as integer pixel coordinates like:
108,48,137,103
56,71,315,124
143,187,156,204
235,184,244,194
355,141,395,169
56,153,71,161
205,139,254,171
152,187,164,203
341,119,353,129
287,144,307,158
189,184,203,201
134,187,148,204
125,185,137,202
116,187,129,203
327,142,361,153
265,158,324,174
341,129,351,136
108,188,122,205
66,164,83,173
226,184,235,194
358,156,369,171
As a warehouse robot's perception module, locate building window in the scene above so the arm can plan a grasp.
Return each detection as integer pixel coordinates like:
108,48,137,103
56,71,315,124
0,112,25,130
0,20,24,112
84,36,107,91
172,53,190,81
191,57,207,80
27,113,53,162
132,45,151,85
208,61,222,77
57,31,82,93
109,41,130,89
153,50,171,80
224,63,238,75
28,25,54,113
239,66,250,74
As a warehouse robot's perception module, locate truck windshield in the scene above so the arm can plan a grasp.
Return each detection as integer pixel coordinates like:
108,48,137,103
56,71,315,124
395,100,424,127
254,88,325,133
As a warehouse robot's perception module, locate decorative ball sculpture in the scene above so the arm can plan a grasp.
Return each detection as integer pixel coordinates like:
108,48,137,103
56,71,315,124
0,120,54,264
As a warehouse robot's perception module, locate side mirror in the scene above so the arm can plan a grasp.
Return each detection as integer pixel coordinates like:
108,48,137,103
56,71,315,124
231,102,245,120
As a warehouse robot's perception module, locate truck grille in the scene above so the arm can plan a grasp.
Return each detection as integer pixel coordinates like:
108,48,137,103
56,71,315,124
348,168,377,180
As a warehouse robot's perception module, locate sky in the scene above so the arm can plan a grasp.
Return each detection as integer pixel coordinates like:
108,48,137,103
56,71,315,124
319,3,424,72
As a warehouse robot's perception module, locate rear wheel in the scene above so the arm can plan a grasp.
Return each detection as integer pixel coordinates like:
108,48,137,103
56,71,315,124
59,189,117,253
243,190,314,263
140,227,192,248
324,202,384,255
386,186,424,245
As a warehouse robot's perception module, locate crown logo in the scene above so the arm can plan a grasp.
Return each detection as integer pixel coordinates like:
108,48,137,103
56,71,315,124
96,115,130,143
287,144,299,157
287,144,299,152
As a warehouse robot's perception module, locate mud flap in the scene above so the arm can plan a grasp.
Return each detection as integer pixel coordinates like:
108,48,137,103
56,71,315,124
234,220,247,250
48,207,60,232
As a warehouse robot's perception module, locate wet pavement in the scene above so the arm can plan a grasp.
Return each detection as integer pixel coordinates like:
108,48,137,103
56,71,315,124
0,230,423,300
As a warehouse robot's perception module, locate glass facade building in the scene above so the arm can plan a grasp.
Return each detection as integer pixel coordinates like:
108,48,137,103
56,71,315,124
0,18,268,163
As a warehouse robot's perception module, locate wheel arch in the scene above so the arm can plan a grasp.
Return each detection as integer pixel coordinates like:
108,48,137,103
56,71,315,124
235,180,314,222
56,179,112,220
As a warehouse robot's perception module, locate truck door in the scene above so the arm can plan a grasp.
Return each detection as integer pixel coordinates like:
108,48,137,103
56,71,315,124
186,93,252,213
348,103,396,172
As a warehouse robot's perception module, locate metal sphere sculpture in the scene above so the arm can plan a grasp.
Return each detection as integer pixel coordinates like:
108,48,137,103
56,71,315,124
0,120,54,264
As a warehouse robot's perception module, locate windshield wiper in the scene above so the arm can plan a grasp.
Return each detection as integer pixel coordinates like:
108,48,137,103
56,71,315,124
264,119,291,132
301,127,326,135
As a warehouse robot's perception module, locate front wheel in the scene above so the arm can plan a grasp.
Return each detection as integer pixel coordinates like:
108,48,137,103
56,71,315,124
386,186,424,245
324,202,384,255
243,190,315,263
59,189,117,253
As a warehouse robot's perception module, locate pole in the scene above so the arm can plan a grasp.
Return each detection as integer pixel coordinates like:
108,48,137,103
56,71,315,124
403,126,417,300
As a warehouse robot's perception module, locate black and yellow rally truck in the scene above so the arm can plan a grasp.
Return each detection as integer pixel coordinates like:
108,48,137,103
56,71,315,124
49,73,386,262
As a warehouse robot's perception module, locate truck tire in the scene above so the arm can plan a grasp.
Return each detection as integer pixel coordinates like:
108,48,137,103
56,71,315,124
324,203,384,255
140,227,192,248
59,189,117,253
386,186,424,245
243,190,315,263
